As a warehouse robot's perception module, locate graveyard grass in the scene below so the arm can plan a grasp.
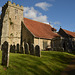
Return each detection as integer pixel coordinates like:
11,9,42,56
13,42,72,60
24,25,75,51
0,51,75,75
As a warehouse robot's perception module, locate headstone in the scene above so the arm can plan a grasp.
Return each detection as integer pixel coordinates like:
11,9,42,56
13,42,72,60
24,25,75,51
2,41,9,67
24,43,29,54
13,45,15,53
1,44,3,51
17,44,19,53
30,44,35,55
35,45,41,57
20,46,24,54
10,45,12,52
10,45,15,53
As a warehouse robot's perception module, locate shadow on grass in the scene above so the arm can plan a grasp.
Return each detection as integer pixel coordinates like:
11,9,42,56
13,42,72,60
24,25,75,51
9,56,53,75
8,51,74,75
41,51,74,64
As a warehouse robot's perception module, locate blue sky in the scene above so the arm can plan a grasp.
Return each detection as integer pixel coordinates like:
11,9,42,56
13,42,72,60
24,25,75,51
0,0,75,32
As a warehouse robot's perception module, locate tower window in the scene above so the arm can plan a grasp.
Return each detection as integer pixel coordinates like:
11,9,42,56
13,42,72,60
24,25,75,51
15,9,18,14
10,33,14,37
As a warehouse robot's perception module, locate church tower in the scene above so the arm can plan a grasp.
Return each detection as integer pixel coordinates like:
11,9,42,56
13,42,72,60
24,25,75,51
1,1,23,45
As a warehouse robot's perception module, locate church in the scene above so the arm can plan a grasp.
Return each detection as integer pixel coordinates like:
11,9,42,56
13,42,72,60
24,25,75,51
0,1,75,51
0,1,60,50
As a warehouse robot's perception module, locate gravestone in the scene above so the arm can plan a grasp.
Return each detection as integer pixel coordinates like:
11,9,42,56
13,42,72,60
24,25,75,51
1,44,3,51
20,46,24,54
2,41,9,67
24,43,29,54
10,45,13,53
13,45,15,53
17,44,19,53
30,44,35,55
10,45,15,53
35,45,41,57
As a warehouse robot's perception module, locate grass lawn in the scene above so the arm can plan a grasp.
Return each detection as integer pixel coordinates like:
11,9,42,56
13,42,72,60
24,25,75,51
0,51,75,75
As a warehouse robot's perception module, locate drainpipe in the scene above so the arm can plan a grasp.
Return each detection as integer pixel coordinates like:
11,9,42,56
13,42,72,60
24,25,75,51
38,38,40,46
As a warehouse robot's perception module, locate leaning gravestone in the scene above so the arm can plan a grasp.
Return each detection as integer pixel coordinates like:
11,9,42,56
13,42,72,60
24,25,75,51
30,44,35,55
2,41,9,67
35,45,41,57
24,43,29,54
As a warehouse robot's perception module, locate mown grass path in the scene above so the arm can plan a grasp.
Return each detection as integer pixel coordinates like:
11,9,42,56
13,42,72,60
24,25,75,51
61,58,75,75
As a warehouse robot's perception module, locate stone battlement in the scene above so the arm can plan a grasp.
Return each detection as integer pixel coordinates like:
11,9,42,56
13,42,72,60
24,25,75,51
2,1,23,11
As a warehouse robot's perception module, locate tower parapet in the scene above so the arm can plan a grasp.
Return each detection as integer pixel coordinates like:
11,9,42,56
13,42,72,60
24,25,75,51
8,1,23,11
2,1,23,11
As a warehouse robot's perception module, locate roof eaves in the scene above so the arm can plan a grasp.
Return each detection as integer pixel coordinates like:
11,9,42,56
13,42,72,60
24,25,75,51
61,28,69,36
62,28,75,38
34,36,52,40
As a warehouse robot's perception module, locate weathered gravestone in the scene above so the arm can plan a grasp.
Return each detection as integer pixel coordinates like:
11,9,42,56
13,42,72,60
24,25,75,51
10,45,12,53
30,44,35,55
24,43,29,54
17,44,20,53
13,45,15,53
20,46,24,54
1,44,3,51
10,45,15,53
2,41,9,67
35,45,41,57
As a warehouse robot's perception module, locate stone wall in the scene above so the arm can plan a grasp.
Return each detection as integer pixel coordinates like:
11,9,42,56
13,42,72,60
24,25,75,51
1,1,23,46
21,23,51,51
34,38,51,50
58,28,75,52
73,38,75,41
21,23,34,46
51,37,64,51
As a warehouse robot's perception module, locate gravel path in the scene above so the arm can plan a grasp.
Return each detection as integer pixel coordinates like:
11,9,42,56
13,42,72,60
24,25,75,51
61,58,75,75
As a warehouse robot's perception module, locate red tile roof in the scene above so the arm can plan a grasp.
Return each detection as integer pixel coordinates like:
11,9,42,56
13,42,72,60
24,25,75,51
23,18,60,39
63,29,75,38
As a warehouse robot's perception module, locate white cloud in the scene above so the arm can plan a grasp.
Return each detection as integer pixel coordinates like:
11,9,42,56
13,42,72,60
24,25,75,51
54,21,61,25
24,7,37,18
35,2,53,11
0,7,2,13
24,7,30,12
23,7,48,22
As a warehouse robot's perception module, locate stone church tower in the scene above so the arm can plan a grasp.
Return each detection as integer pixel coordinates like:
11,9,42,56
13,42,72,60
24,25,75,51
1,1,23,45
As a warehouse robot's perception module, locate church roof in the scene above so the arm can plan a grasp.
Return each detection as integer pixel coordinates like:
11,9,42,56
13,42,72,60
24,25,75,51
23,18,59,39
62,28,75,38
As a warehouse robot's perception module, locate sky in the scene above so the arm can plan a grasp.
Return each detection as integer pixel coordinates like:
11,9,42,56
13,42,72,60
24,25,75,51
0,0,75,32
